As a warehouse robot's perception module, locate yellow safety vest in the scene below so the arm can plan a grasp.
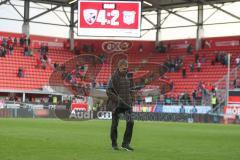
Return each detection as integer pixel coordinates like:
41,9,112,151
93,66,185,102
53,96,57,104
211,97,217,105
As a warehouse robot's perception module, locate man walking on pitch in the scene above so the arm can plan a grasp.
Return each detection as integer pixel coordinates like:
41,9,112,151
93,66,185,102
106,59,135,151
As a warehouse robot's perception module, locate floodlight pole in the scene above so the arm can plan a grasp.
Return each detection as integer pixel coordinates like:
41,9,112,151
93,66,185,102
196,4,204,51
69,4,75,51
226,54,231,106
22,0,30,39
155,9,161,47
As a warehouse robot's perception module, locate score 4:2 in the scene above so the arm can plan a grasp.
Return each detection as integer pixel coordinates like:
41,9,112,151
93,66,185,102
96,10,119,26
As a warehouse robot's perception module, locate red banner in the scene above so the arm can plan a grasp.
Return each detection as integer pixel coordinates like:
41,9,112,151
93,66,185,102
71,103,88,111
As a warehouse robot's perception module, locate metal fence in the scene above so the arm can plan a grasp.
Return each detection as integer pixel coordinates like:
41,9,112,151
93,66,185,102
213,66,240,114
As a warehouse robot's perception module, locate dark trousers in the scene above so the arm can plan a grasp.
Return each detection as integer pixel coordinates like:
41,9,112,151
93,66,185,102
111,107,134,146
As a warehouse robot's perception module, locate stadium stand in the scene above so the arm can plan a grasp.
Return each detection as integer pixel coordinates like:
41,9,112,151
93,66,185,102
0,31,240,106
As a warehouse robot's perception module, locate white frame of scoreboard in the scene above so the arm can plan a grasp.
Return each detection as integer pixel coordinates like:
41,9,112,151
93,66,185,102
77,0,142,37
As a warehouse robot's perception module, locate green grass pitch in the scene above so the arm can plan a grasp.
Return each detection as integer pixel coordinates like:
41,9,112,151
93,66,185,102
0,118,240,160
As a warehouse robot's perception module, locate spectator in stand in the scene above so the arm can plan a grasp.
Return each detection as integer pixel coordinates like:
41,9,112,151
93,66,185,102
7,37,13,47
40,56,47,69
215,52,220,63
224,54,228,66
195,53,199,63
43,53,48,61
40,43,45,54
192,90,197,104
0,46,6,57
18,67,24,78
201,82,208,102
0,46,3,57
0,46,2,55
27,38,31,46
211,84,216,93
156,42,166,53
54,62,59,70
40,43,49,55
66,73,73,81
186,43,193,54
8,43,14,55
14,37,17,46
24,46,32,56
206,82,211,94
179,90,190,105
1,37,7,48
189,63,194,72
197,60,201,72
22,34,30,46
197,81,202,90
175,61,180,72
70,76,77,86
182,66,186,78
235,56,240,67
219,51,227,65
170,59,175,72
233,77,240,88
20,36,25,47
45,44,49,53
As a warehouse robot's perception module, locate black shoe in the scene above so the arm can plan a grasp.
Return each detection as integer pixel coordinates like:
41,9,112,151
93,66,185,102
121,145,134,151
112,145,119,151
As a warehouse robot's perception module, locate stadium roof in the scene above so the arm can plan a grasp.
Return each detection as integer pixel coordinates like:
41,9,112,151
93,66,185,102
143,0,240,10
21,0,240,9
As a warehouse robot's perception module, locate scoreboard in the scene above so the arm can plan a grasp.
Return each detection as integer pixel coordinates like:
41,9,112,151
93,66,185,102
78,0,142,37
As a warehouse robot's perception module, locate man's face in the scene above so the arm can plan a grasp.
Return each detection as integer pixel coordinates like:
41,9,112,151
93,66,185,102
119,64,128,75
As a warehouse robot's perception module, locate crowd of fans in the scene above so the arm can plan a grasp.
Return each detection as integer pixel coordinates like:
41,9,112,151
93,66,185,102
35,43,50,69
164,56,183,72
155,42,229,107
0,37,15,57
1,35,33,78
134,80,218,108
213,51,229,66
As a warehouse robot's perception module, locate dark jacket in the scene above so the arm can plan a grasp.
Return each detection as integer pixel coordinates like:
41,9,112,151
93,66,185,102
106,70,134,111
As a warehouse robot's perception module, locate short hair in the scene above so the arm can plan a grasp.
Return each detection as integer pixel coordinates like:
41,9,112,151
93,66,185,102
117,59,128,68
